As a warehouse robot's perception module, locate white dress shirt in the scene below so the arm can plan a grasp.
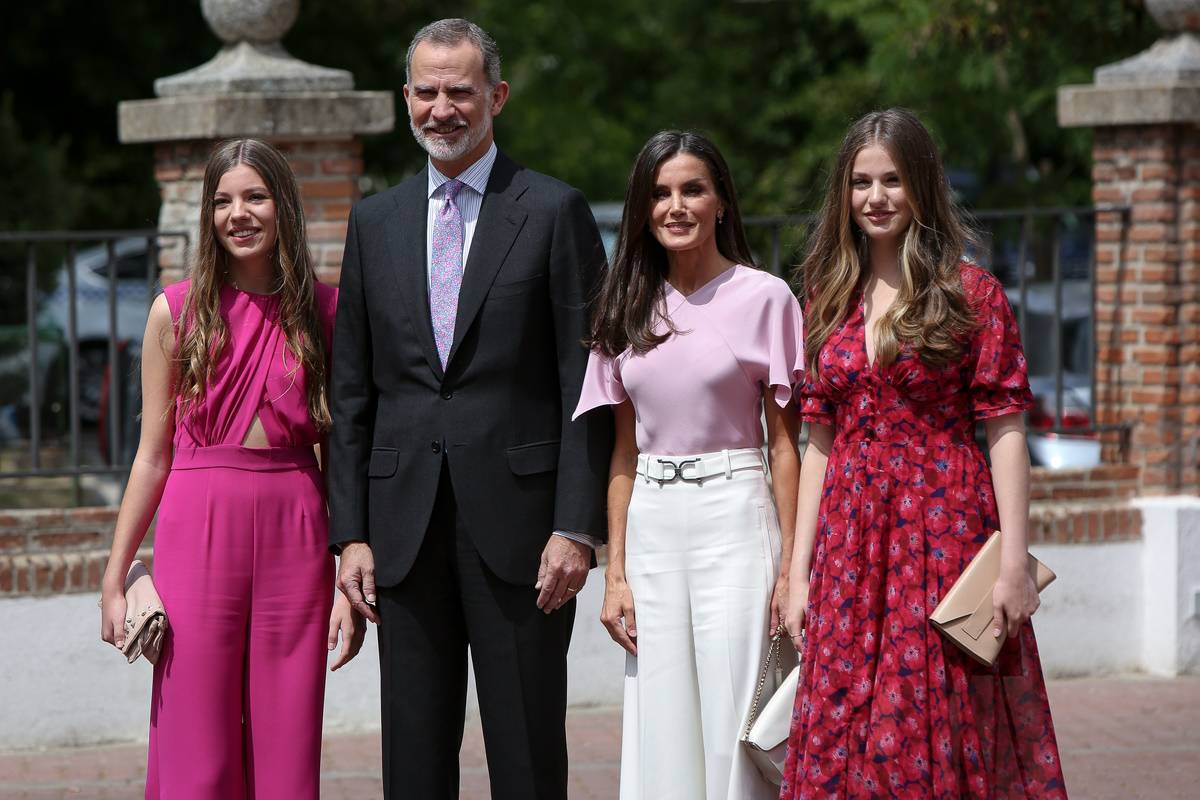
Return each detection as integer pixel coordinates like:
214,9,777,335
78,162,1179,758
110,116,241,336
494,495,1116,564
423,143,600,553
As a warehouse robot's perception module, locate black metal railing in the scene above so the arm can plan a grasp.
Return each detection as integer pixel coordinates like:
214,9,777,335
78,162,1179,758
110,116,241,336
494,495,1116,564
0,230,187,499
0,207,1131,496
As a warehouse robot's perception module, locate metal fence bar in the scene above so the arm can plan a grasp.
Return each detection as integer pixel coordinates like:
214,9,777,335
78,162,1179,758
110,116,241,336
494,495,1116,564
1051,223,1064,428
1017,211,1031,350
146,236,159,315
0,229,166,243
65,242,81,505
25,244,41,470
106,240,121,466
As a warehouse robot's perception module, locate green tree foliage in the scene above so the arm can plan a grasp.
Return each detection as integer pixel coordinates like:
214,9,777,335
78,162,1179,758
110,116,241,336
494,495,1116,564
1,0,1158,234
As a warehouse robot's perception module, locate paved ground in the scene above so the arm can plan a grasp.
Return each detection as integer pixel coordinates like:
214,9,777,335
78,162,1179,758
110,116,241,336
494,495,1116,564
0,676,1195,798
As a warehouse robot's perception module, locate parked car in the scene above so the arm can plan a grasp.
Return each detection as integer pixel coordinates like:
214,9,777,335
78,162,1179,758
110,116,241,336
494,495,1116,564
1004,280,1100,468
39,237,157,453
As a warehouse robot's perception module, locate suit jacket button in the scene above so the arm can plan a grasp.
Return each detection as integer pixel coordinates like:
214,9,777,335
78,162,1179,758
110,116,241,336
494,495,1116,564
441,391,453,400
431,441,442,454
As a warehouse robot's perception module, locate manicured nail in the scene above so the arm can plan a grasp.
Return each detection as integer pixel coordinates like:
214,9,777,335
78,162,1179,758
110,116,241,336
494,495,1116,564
365,594,375,603
534,581,542,589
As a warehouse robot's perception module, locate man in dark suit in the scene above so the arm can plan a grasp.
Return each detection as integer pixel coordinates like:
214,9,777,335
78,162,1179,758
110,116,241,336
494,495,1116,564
328,17,612,800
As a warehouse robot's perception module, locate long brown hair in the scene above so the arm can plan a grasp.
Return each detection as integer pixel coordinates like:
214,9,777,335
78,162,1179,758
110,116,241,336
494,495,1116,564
174,138,331,430
588,130,756,357
801,108,977,372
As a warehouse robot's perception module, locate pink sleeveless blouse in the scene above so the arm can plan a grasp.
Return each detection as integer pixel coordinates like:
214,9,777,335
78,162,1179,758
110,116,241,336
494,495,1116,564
163,280,338,450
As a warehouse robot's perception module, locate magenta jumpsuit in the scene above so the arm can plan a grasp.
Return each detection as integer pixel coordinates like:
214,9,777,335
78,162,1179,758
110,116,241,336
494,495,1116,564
146,279,338,799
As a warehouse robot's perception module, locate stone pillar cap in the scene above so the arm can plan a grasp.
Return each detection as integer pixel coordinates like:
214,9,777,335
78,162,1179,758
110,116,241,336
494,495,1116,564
155,41,353,97
118,91,394,143
1096,32,1200,85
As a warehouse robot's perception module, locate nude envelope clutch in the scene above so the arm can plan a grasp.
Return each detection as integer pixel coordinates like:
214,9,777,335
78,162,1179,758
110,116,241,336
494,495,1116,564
122,560,168,665
929,531,1056,667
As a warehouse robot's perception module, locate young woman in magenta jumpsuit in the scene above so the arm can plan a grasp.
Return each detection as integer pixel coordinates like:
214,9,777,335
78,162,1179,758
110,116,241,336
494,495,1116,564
779,109,1067,799
574,131,803,799
99,139,364,799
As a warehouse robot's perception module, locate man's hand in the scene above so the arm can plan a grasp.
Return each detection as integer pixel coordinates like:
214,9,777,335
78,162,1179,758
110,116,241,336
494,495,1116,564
337,541,380,624
535,536,590,613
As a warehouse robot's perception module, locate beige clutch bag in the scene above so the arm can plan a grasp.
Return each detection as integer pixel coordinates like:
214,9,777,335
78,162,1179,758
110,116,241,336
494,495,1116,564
122,560,168,665
929,532,1055,667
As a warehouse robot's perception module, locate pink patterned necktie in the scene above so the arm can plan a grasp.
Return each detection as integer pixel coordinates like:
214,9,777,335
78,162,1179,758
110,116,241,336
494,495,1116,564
430,178,465,368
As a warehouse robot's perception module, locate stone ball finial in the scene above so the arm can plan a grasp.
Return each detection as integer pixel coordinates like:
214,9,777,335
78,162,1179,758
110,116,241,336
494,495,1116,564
202,0,300,44
1147,0,1200,33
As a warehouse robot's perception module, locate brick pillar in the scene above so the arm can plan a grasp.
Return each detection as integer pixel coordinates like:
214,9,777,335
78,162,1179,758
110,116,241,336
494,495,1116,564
1060,3,1200,496
152,138,364,286
1089,125,1197,493
116,0,392,287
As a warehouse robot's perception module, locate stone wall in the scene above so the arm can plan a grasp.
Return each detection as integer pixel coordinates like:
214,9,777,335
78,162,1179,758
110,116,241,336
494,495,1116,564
0,508,150,597
0,464,1143,598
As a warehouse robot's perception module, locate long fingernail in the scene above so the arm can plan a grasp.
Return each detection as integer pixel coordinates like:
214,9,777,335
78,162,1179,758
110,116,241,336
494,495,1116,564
534,581,542,589
365,594,375,603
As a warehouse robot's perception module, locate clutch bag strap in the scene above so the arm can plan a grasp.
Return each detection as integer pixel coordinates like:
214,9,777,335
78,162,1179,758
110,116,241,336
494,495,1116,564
741,625,792,741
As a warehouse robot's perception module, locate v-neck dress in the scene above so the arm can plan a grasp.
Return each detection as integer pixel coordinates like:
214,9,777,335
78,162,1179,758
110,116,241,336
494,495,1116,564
779,263,1066,799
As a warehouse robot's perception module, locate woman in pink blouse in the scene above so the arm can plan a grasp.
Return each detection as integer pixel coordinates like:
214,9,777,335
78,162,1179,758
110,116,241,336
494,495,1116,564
574,131,803,799
99,139,363,798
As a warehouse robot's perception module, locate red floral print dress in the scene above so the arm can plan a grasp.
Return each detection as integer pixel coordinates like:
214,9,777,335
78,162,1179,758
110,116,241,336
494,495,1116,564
779,264,1067,799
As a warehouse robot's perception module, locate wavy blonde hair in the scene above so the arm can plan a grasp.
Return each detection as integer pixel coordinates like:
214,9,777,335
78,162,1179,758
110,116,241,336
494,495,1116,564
800,109,978,373
174,139,331,430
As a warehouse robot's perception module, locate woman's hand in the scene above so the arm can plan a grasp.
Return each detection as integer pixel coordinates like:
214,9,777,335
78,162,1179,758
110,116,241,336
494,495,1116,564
600,571,638,656
328,591,366,671
992,568,1040,640
99,582,128,650
784,579,810,653
770,573,790,635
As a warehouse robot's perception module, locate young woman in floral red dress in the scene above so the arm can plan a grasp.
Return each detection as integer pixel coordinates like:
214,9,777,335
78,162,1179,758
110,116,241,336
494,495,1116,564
779,108,1067,799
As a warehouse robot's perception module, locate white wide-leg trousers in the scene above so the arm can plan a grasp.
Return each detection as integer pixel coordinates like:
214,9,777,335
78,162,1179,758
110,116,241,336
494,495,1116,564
619,449,781,800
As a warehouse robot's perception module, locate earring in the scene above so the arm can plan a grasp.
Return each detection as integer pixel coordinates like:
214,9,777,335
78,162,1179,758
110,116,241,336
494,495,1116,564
717,211,725,224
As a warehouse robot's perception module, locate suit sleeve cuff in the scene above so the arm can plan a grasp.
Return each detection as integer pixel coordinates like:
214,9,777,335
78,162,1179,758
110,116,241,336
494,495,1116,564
553,530,601,550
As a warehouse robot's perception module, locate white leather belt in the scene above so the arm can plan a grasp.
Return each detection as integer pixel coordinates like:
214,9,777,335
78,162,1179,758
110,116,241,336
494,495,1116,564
636,448,765,484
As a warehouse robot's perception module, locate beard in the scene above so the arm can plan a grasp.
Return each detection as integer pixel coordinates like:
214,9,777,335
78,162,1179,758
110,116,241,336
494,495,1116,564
409,108,493,163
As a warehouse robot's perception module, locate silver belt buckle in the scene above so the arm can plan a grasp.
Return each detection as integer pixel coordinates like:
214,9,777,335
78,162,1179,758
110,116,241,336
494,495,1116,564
656,457,702,483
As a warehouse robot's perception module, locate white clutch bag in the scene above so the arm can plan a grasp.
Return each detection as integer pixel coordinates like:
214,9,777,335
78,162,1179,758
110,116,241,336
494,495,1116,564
740,628,801,785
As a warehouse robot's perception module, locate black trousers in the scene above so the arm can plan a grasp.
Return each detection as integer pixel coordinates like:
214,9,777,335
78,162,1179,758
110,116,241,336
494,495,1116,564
376,461,575,800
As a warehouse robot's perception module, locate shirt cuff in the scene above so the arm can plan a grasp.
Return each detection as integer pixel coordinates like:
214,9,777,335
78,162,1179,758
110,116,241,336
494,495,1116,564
553,530,601,550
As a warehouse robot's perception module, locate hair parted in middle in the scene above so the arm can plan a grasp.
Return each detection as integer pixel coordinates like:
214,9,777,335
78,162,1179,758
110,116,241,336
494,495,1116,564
174,138,332,430
800,107,979,373
588,130,756,358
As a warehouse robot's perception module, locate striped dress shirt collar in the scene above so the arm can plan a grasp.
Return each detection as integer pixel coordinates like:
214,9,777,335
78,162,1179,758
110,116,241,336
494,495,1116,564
426,141,497,200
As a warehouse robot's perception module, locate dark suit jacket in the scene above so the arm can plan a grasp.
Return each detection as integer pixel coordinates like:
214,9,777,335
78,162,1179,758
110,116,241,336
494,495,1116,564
328,150,613,587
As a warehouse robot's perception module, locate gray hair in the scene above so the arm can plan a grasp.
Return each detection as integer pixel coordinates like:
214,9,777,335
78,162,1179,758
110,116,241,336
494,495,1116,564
405,18,502,88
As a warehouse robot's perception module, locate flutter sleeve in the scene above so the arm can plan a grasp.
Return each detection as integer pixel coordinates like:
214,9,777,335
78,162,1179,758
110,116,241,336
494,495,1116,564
968,270,1035,420
572,348,628,420
759,283,805,409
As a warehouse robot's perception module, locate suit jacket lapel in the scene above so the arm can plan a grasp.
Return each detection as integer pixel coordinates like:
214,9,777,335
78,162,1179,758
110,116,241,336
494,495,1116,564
446,152,529,367
383,169,444,379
